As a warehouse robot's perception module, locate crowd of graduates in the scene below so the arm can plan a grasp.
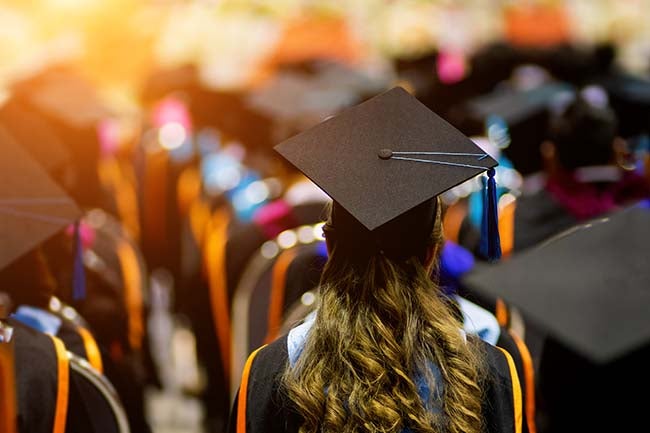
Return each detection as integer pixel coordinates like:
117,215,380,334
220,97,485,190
1,22,650,433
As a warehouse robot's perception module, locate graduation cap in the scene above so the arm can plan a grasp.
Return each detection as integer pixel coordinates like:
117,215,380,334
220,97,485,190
10,68,109,129
7,69,109,208
463,82,573,175
275,87,501,260
0,133,84,294
246,61,385,135
0,101,71,171
463,205,650,364
598,73,650,138
466,82,572,126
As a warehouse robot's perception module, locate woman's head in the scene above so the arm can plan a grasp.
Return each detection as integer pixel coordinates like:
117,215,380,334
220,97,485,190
0,249,57,310
323,196,442,269
545,92,619,171
283,196,485,433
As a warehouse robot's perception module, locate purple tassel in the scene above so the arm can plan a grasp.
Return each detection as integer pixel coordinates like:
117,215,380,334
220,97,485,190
72,221,86,301
479,168,502,262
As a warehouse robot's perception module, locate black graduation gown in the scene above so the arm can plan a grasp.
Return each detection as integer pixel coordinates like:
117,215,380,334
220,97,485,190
537,339,650,433
456,189,577,373
511,190,577,253
283,244,327,315
9,318,125,433
12,303,105,375
191,201,326,432
455,189,577,259
10,319,58,433
56,317,88,359
495,329,535,433
50,215,154,433
229,334,522,433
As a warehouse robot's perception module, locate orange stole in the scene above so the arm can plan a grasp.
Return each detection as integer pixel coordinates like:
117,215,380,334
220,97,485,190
77,326,104,374
204,209,232,379
49,335,70,433
0,337,17,433
497,347,523,433
509,330,537,433
236,345,266,433
117,240,145,351
264,249,299,344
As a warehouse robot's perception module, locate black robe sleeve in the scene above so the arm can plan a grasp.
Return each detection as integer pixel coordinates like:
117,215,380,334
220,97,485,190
9,318,127,433
480,339,523,433
229,336,302,433
65,355,123,433
495,329,535,433
10,319,59,433
56,318,88,359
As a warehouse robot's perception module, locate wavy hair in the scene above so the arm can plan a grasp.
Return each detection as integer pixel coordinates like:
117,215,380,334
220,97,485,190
282,198,485,433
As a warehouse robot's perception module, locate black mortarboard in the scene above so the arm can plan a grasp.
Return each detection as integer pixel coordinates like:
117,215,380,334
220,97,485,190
463,206,650,364
463,82,573,175
275,87,499,243
8,69,108,208
598,72,650,138
10,68,109,129
247,61,385,134
466,82,572,126
0,131,81,271
0,101,70,171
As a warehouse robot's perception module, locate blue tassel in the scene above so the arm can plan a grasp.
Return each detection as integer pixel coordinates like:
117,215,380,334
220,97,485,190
479,168,502,262
72,221,86,301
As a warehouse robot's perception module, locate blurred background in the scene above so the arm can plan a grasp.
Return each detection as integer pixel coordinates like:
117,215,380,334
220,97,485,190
1,1,649,433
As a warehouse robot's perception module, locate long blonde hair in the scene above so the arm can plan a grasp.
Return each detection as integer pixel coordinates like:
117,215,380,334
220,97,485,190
282,199,485,433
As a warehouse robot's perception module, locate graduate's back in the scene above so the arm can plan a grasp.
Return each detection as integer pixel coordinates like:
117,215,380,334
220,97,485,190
231,88,522,433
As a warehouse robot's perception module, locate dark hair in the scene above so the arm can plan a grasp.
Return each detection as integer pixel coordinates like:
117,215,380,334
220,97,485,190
323,198,438,264
548,97,618,170
0,249,57,310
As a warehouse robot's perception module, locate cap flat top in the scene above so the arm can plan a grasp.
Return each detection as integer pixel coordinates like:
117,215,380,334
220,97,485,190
466,82,573,124
463,207,650,364
13,69,109,129
0,102,70,170
275,87,496,231
0,133,81,270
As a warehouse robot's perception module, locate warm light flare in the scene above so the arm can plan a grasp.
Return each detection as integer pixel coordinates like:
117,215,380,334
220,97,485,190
158,122,187,150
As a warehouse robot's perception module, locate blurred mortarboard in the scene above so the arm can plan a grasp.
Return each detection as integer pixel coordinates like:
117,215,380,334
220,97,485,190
0,130,81,270
463,82,573,174
0,100,70,171
8,69,109,208
274,87,498,234
9,68,109,129
598,73,650,137
466,82,572,126
246,62,385,136
462,206,650,364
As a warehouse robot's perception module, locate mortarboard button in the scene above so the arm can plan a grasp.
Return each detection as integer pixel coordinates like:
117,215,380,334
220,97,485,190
378,149,393,160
